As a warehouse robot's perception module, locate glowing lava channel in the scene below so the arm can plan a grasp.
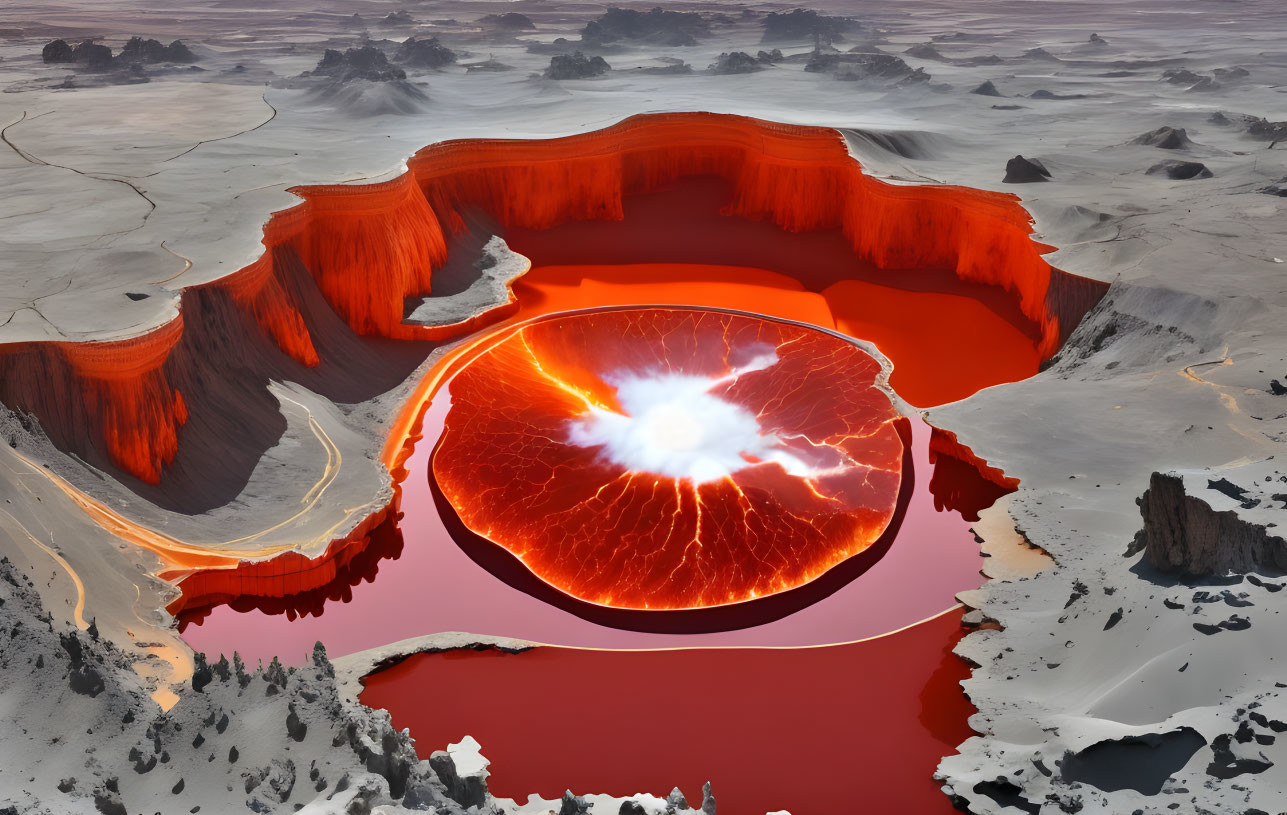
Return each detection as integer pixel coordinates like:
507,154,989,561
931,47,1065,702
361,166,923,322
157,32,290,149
431,307,907,611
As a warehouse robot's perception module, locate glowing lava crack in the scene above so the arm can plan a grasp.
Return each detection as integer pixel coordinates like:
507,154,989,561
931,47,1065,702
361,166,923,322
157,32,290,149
431,307,907,610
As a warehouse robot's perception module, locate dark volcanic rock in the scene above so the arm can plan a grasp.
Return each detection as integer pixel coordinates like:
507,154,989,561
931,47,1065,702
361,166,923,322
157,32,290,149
42,39,74,63
806,52,921,82
479,12,535,30
1208,733,1274,778
1003,155,1051,183
71,40,113,69
1088,32,1108,45
560,790,591,815
1162,67,1202,85
1246,117,1287,143
761,9,858,44
382,10,414,26
710,51,761,74
970,80,1003,96
1131,126,1195,150
1136,472,1287,574
544,51,610,79
904,43,945,61
1024,47,1059,61
972,778,1040,814
118,37,196,64
582,7,711,47
756,48,783,64
307,47,405,82
1062,728,1207,794
394,36,457,69
429,752,487,809
1146,160,1213,180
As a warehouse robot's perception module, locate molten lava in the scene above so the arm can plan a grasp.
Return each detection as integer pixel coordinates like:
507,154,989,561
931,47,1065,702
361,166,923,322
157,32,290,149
432,307,906,610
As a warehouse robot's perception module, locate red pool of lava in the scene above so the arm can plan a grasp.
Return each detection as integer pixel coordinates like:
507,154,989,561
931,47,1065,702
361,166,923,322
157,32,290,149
433,307,906,610
360,609,976,815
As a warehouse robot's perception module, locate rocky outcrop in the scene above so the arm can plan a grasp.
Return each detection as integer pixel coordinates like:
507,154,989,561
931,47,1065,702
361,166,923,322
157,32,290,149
305,47,405,83
1131,125,1196,150
0,556,480,814
1135,471,1287,575
804,52,924,83
544,51,610,79
1003,155,1051,183
709,51,760,74
395,36,457,69
760,9,859,44
1146,159,1212,180
581,7,711,47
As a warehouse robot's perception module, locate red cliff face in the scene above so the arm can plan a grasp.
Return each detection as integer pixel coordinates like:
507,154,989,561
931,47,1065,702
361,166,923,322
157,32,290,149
0,112,1101,599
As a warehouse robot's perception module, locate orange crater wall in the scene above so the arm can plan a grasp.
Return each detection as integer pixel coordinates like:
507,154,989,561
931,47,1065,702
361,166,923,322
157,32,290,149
0,112,1102,504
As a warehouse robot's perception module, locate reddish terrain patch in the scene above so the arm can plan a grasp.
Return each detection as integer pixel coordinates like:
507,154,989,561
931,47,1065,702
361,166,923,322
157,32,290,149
360,609,976,815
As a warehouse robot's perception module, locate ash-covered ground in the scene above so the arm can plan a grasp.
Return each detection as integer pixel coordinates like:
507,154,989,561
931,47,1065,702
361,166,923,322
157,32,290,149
2,0,1287,813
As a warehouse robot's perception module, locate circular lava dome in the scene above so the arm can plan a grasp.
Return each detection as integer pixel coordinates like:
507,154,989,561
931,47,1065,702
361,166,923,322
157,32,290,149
431,307,908,610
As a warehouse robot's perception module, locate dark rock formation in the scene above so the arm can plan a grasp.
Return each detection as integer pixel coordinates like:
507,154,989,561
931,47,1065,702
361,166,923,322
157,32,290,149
307,47,405,83
382,10,414,26
560,789,591,815
1146,160,1213,180
665,787,689,810
1246,117,1287,143
428,752,487,809
394,36,457,69
1162,67,1202,85
0,554,487,814
1135,472,1287,574
756,48,783,64
619,802,647,815
1024,47,1058,61
41,39,74,63
972,778,1040,814
701,781,717,815
1088,32,1108,45
1003,155,1052,183
1208,732,1274,778
1061,728,1207,794
479,12,535,30
118,37,196,64
544,51,610,80
761,9,858,44
1131,126,1195,150
970,80,1002,96
805,52,922,82
582,7,711,47
904,43,945,61
710,51,761,74
71,40,113,69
